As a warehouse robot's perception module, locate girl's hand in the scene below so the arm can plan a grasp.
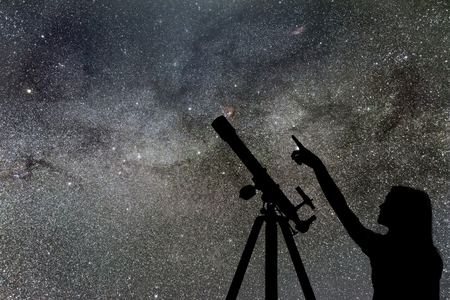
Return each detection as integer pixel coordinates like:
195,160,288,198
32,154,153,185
291,136,321,168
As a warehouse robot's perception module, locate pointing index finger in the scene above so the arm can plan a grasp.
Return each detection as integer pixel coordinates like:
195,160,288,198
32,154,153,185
291,135,303,150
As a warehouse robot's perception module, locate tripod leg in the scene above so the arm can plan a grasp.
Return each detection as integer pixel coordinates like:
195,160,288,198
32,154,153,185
266,211,278,300
279,218,316,300
226,216,265,300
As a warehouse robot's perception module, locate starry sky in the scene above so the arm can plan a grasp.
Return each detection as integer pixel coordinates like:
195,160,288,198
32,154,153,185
0,0,449,299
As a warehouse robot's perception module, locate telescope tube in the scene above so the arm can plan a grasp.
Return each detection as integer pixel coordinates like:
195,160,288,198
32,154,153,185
212,116,314,233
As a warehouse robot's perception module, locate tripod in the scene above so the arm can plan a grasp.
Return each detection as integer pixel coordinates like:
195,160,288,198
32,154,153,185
226,204,316,300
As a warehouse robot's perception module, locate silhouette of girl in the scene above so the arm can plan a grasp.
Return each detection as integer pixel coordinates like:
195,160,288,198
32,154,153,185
291,141,443,299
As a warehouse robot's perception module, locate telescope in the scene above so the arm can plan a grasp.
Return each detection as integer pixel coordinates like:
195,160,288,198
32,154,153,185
211,116,315,233
212,116,316,300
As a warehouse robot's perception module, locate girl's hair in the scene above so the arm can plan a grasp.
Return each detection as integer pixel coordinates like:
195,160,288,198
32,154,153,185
388,186,433,242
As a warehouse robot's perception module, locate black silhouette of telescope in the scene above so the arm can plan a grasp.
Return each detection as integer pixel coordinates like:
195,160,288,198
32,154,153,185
212,116,316,300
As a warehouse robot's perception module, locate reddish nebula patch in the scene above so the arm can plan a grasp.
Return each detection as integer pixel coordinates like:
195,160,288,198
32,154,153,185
290,26,306,36
222,106,235,118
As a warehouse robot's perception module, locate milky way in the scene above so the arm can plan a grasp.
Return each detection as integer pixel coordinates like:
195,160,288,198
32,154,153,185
1,0,449,299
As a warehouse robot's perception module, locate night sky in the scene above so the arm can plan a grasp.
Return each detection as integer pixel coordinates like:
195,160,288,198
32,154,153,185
1,0,449,299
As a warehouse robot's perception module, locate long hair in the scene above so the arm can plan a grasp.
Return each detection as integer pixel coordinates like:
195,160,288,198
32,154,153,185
380,186,442,300
388,186,434,243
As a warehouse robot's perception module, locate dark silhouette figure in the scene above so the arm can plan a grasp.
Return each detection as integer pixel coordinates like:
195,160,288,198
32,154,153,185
291,140,443,299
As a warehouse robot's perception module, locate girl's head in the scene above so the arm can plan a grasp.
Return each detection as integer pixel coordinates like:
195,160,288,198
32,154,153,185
378,186,433,239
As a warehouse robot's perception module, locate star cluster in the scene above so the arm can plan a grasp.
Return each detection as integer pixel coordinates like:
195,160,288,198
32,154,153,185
1,0,449,299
